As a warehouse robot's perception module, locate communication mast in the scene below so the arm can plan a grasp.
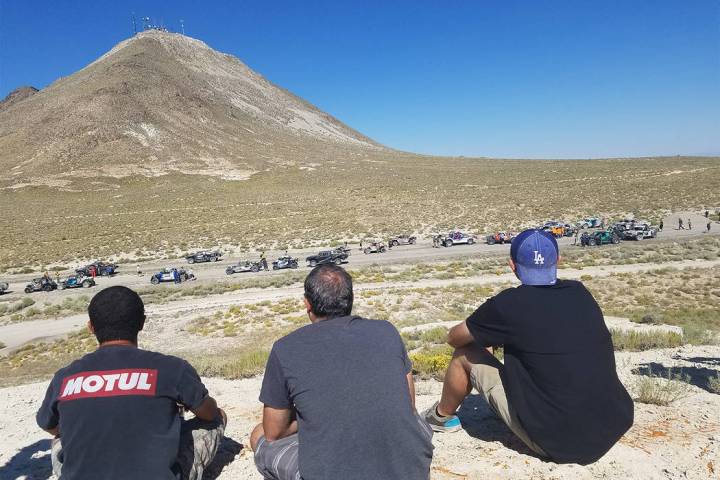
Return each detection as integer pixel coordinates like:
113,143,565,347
131,12,137,34
180,19,185,35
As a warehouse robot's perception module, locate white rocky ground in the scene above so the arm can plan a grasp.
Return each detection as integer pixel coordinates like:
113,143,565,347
0,344,718,480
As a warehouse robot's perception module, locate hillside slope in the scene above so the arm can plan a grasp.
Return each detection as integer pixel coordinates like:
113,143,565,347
0,31,380,183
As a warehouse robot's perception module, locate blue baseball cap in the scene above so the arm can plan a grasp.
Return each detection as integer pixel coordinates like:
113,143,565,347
510,229,559,285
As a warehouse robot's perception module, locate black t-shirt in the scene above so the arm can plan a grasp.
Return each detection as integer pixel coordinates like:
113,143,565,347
260,316,433,479
466,280,633,465
37,345,208,480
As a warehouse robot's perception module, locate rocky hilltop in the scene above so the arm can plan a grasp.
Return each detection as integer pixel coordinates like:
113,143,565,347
0,31,381,183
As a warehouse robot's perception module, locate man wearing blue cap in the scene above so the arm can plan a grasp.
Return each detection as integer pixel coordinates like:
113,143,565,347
422,229,633,465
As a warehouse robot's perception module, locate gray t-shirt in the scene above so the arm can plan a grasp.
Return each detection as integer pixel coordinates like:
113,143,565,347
260,315,433,479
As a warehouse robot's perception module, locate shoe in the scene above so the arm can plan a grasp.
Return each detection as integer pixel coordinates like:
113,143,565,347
422,401,462,433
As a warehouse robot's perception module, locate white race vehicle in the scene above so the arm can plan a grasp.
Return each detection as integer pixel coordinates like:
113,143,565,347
442,231,477,247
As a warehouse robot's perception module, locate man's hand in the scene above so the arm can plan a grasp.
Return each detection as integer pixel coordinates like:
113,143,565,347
406,373,416,411
262,406,298,442
447,321,474,349
44,426,59,437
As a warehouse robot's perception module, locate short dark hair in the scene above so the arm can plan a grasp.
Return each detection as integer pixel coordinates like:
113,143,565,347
88,286,145,343
304,264,353,319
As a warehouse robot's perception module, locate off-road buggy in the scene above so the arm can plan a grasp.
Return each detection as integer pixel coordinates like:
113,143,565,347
150,268,194,284
442,231,477,247
76,262,117,277
226,261,263,275
389,235,417,247
577,217,603,229
613,221,657,241
272,256,299,270
306,250,349,267
24,277,58,293
59,274,95,290
486,231,515,245
580,230,621,247
542,222,576,238
186,250,222,264
363,241,387,254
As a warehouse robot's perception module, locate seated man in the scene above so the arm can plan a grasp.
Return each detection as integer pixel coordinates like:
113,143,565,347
251,264,433,479
37,286,226,480
423,229,633,465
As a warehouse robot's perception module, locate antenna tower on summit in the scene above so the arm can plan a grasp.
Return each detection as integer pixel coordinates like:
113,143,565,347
180,19,185,35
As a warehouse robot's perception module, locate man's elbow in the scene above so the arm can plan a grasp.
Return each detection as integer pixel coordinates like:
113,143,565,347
192,396,221,422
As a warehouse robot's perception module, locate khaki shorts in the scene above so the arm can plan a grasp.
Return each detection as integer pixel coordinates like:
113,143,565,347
469,354,547,457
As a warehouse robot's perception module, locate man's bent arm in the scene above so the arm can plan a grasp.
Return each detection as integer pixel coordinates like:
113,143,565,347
406,373,416,411
447,321,475,348
262,406,297,441
43,426,59,437
192,396,221,422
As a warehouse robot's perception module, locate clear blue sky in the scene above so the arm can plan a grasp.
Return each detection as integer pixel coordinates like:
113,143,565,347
1,0,718,158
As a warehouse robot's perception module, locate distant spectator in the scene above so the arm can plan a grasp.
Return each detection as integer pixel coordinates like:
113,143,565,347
260,251,268,271
688,219,692,230
708,222,711,233
136,264,142,276
678,218,684,230
659,220,663,232
705,210,709,218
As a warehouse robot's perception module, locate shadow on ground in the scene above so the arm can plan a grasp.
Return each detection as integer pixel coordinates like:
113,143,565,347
457,394,543,458
203,436,243,480
632,362,720,394
0,439,52,480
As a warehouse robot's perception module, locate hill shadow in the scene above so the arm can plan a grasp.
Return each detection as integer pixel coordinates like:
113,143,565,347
457,394,544,458
0,439,53,479
632,362,719,394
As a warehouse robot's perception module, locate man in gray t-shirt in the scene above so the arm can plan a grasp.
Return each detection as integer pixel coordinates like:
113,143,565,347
250,265,433,480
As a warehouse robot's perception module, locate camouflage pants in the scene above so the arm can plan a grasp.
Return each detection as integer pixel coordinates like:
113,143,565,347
51,416,225,479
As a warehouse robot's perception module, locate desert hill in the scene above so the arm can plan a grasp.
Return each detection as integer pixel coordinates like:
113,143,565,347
0,31,718,269
0,31,380,183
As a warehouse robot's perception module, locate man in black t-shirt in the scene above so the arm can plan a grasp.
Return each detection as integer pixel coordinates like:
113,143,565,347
250,264,433,480
422,229,633,465
36,286,227,480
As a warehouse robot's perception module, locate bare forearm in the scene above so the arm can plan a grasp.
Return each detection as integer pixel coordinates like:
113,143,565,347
406,373,416,411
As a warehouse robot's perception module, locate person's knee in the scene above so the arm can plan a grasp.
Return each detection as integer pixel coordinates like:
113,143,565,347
250,423,264,452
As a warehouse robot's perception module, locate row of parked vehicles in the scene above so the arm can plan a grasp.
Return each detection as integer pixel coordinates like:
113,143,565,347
5,219,665,294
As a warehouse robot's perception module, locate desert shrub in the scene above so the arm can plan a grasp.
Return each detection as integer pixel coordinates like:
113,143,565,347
610,329,683,351
188,348,269,379
633,370,691,406
709,373,720,394
410,345,453,379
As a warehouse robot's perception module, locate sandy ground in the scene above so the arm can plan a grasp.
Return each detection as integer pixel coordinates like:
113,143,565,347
0,344,718,480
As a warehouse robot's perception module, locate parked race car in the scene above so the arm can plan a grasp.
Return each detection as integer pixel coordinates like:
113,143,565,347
226,261,263,274
272,256,299,270
486,231,515,245
577,217,603,229
580,230,621,247
59,274,95,290
442,231,477,247
150,268,194,284
613,221,657,241
306,250,349,267
24,277,58,293
76,262,117,277
363,241,387,254
542,222,576,238
388,235,417,247
0,282,8,295
186,250,222,264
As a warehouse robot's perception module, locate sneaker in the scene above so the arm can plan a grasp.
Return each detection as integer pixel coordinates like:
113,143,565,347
422,401,462,433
